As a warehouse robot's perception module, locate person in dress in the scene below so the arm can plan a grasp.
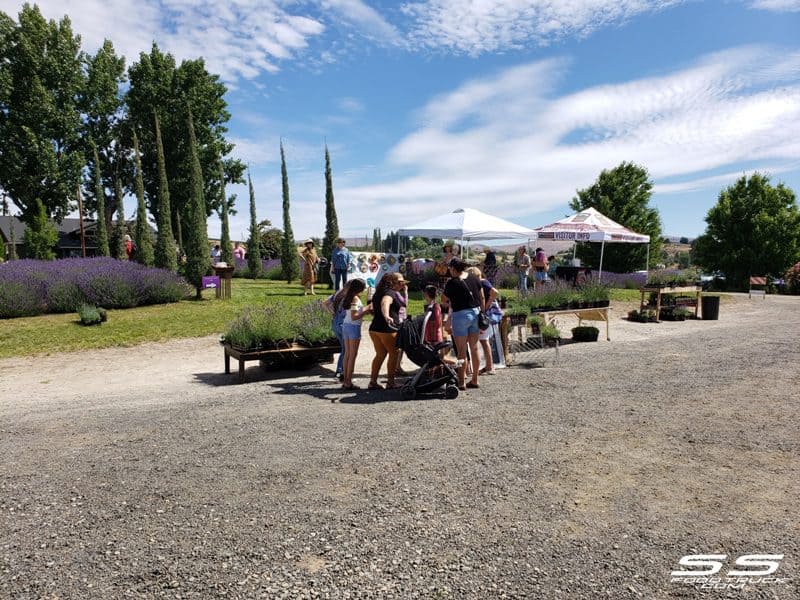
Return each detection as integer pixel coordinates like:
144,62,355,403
233,242,245,261
299,239,319,295
340,280,372,390
442,259,484,390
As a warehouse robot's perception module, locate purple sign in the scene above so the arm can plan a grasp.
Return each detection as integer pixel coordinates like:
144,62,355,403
202,275,220,289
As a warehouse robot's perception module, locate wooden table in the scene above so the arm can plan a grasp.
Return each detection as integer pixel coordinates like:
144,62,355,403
639,286,701,322
537,306,611,341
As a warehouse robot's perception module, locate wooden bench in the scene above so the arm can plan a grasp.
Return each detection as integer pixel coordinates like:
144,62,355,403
224,343,338,383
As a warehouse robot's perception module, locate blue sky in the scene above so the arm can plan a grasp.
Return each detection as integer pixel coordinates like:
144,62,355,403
4,0,800,241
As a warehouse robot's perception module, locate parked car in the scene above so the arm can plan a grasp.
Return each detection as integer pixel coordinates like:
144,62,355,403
699,271,725,290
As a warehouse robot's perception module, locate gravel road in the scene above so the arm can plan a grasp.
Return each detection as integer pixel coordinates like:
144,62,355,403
1,294,798,599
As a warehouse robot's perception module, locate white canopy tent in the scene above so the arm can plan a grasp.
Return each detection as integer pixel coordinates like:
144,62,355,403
533,207,650,279
398,208,536,252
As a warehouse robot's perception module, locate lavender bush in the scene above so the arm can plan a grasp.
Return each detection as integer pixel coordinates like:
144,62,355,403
0,258,191,318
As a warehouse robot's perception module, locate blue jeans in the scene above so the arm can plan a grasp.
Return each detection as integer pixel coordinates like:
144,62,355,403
334,269,348,291
332,310,345,374
517,272,528,292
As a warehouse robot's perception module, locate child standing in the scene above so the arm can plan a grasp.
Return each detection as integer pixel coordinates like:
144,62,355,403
423,285,444,345
341,281,372,390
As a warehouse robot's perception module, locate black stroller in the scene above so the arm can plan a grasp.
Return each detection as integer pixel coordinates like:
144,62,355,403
395,312,461,400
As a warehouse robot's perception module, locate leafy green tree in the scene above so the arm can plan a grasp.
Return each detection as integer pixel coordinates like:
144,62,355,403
23,199,58,259
570,161,662,273
217,161,233,265
80,39,127,224
0,5,85,224
258,220,283,259
152,111,177,272
246,171,262,278
132,130,154,265
126,44,244,247
693,173,800,288
183,111,211,298
279,142,299,283
320,145,340,288
91,141,110,257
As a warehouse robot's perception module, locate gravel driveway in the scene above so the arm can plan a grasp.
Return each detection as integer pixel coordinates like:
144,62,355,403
1,294,798,599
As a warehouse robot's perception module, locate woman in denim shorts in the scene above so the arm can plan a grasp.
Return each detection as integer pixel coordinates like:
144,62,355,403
442,259,484,391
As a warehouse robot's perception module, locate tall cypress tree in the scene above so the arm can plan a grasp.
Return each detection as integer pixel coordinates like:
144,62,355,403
112,175,128,260
132,130,154,266
320,145,340,288
183,110,211,298
91,142,110,257
153,111,177,272
218,161,233,265
246,170,262,278
279,141,299,283
8,218,17,260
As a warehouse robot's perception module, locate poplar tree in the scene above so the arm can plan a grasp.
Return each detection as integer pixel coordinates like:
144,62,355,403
320,145,340,288
279,141,299,283
91,142,110,257
153,111,177,272
246,170,262,278
218,161,233,264
112,174,127,260
183,110,211,298
8,218,17,260
132,130,154,265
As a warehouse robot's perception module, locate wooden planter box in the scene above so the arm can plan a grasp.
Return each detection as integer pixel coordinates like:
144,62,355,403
224,342,339,383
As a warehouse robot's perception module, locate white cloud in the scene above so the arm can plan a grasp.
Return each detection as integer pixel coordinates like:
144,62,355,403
749,0,800,11
319,0,404,46
5,0,326,84
400,0,685,55
339,45,800,232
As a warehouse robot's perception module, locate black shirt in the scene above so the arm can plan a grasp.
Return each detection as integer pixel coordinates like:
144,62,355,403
369,289,402,333
444,275,482,312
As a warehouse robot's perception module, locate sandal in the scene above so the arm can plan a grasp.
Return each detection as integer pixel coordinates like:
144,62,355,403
342,384,361,390
466,382,480,389
482,370,496,376
367,382,384,390
457,385,467,391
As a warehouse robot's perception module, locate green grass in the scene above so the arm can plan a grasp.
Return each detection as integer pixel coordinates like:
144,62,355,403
0,279,428,359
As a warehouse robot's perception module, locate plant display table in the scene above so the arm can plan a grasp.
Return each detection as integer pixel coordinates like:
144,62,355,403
537,306,611,341
639,286,701,322
500,316,560,367
223,342,338,383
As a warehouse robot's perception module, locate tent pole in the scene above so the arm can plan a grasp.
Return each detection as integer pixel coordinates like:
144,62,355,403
598,240,605,281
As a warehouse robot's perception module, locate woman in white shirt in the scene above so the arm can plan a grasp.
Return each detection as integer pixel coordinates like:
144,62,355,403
341,280,372,390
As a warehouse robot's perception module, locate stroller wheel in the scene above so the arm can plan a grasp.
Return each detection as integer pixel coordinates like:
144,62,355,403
444,385,459,399
400,385,417,401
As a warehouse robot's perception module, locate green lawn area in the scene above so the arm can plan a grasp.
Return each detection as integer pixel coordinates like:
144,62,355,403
0,279,644,359
0,279,428,359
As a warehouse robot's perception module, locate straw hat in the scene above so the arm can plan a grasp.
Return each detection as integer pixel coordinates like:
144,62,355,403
303,239,315,246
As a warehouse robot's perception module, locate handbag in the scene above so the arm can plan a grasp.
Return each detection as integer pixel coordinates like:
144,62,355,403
459,277,490,331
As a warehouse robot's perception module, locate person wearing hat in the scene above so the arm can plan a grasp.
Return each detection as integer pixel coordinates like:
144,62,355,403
299,239,320,295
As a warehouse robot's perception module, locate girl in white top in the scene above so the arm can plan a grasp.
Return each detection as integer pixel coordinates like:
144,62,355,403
341,284,372,390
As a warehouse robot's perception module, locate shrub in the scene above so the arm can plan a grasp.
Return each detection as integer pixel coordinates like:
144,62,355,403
296,301,335,344
78,303,105,326
541,323,560,340
0,257,191,318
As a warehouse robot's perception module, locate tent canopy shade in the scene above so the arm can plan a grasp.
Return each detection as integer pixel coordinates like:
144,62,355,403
533,207,650,243
533,207,650,279
397,208,536,241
